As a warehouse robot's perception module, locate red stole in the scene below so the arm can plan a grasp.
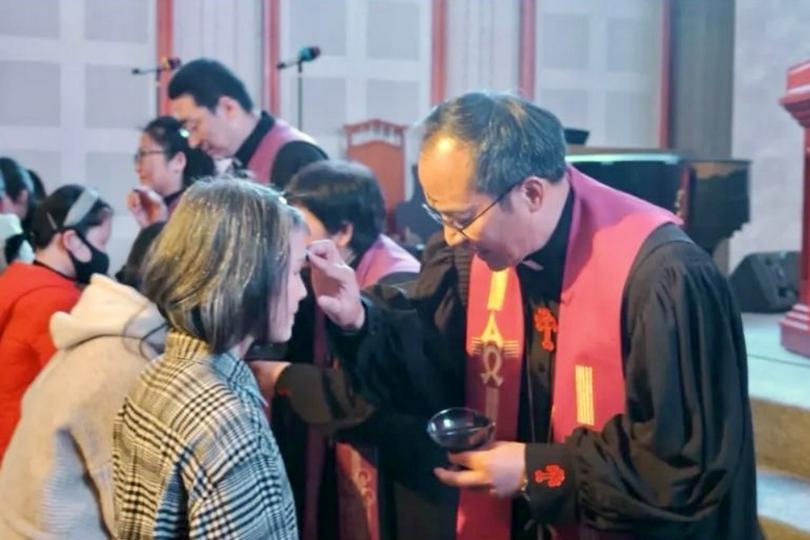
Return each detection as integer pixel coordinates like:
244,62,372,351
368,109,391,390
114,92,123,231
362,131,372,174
304,236,420,540
458,257,525,540
463,167,679,539
246,117,317,185
302,308,330,540
551,167,678,441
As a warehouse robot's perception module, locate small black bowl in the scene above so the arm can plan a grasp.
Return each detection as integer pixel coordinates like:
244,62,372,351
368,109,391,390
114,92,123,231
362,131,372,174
426,407,495,453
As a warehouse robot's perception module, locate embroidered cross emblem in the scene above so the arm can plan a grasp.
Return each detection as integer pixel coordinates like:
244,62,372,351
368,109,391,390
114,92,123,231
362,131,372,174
480,343,504,386
533,307,557,352
533,464,566,488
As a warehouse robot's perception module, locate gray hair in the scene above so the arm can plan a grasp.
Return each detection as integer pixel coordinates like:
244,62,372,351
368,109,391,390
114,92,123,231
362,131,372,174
141,176,303,354
421,91,567,196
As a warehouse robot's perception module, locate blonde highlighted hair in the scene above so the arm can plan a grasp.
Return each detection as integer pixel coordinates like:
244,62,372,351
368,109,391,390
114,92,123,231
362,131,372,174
141,176,303,353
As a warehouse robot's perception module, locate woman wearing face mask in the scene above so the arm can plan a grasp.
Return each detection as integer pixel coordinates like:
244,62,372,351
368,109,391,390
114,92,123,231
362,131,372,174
0,184,112,461
0,223,165,540
0,158,36,271
0,157,35,223
128,116,215,227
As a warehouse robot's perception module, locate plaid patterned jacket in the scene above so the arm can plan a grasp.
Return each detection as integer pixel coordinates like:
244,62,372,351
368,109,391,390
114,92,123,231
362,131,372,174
113,331,298,539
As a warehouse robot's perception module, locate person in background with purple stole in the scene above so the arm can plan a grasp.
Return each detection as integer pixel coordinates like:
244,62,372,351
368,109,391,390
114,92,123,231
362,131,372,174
287,160,420,288
168,58,327,189
250,160,424,540
303,92,763,540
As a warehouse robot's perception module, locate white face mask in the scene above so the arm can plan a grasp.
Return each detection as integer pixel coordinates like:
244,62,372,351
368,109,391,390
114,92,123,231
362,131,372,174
0,213,34,270
0,212,23,235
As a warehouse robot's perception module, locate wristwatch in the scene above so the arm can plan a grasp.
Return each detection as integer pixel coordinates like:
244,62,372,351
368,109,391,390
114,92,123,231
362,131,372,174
518,472,531,501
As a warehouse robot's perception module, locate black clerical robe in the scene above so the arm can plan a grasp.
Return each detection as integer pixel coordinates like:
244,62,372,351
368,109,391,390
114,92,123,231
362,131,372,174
317,195,762,539
271,269,430,540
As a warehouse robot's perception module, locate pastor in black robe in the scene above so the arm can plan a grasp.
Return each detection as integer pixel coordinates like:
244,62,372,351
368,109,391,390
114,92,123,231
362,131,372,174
306,191,764,540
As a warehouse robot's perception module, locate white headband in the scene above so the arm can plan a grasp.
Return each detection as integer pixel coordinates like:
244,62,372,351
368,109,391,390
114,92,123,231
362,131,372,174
60,187,101,229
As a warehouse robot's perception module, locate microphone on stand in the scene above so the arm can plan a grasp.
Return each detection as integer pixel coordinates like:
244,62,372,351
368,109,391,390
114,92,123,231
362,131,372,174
276,46,321,70
278,46,321,130
132,57,182,75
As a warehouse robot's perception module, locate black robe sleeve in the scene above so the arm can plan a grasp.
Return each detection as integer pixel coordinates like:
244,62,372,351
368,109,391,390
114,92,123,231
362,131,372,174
524,240,759,538
272,239,463,506
329,234,469,416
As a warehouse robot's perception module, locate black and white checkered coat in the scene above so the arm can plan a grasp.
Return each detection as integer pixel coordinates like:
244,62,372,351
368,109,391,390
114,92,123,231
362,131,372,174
113,331,298,539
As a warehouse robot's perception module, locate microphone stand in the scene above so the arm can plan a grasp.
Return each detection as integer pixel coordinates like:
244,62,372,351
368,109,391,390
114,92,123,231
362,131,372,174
131,60,175,117
278,51,318,129
296,60,304,130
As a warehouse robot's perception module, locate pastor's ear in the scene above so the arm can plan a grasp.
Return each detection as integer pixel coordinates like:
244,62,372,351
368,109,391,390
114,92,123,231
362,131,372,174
518,176,546,213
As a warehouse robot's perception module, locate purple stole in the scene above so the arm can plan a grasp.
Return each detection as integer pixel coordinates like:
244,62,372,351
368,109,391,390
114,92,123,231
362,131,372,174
463,167,678,539
246,117,317,185
458,257,525,540
303,236,420,540
354,235,421,286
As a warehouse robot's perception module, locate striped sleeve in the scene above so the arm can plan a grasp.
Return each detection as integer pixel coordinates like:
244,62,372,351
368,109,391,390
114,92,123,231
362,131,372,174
189,442,297,540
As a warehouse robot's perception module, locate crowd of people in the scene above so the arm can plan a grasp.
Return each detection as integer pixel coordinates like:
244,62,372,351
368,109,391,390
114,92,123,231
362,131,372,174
0,58,762,540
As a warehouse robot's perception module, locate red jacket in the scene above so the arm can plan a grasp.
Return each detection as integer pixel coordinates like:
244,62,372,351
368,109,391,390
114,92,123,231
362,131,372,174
0,262,80,462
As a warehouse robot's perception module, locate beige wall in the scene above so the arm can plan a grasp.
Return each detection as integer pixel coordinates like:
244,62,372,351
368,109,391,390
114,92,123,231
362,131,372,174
0,0,669,270
535,0,663,148
0,0,156,270
173,0,263,105
446,1,520,97
729,0,810,271
443,0,664,148
277,0,432,201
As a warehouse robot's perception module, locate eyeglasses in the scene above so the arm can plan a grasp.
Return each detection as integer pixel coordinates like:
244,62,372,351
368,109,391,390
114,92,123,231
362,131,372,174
422,183,518,239
133,150,167,163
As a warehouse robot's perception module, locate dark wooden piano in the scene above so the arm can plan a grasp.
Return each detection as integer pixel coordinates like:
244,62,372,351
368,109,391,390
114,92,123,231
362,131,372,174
566,148,750,257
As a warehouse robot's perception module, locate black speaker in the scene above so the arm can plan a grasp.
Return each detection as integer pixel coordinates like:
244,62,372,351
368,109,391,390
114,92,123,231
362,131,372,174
730,251,799,313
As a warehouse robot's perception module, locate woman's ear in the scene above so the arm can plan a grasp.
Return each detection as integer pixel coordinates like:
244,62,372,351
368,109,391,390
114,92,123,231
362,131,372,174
169,151,187,174
332,221,354,250
0,193,11,214
9,189,29,219
59,229,81,253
